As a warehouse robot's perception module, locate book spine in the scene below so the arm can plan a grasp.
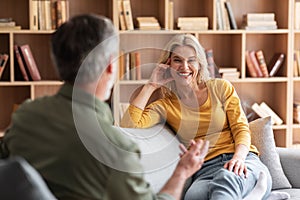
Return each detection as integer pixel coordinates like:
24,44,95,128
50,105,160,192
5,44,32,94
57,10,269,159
135,52,141,80
255,50,269,77
168,1,174,30
14,45,29,81
0,54,9,79
224,1,237,30
118,0,127,31
269,53,285,77
130,52,136,80
20,45,41,81
245,51,257,77
122,0,134,30
205,49,216,78
249,51,263,77
29,0,39,30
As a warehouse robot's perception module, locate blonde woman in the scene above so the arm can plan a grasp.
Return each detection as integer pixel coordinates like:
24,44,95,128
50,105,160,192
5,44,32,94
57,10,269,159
121,34,272,200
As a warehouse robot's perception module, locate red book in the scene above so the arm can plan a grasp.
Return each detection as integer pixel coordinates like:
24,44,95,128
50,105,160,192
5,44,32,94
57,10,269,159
255,50,269,77
14,45,29,81
249,50,263,77
19,44,41,81
245,51,257,77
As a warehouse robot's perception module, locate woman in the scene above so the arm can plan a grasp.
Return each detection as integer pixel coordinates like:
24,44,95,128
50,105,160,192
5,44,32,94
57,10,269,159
121,34,272,200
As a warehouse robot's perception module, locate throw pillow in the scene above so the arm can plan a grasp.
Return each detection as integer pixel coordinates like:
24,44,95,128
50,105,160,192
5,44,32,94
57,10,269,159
249,116,292,190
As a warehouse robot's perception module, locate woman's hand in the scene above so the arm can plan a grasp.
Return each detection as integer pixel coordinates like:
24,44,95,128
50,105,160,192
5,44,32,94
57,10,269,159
224,158,248,178
148,59,174,88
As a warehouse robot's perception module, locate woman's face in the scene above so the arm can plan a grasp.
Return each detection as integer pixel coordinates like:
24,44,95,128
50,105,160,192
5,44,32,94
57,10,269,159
169,45,199,86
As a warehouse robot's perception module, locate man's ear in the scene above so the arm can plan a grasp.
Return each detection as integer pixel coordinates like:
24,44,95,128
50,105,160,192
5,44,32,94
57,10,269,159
105,56,115,74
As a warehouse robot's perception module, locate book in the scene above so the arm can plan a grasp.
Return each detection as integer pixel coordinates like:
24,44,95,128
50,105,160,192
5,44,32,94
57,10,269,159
220,0,230,30
246,20,277,27
224,1,237,29
134,52,141,80
245,51,257,77
0,54,9,79
122,0,134,30
177,17,208,30
255,50,269,77
218,67,237,73
216,0,224,30
249,50,263,77
205,49,221,78
221,71,240,80
259,102,283,125
130,52,136,80
251,103,271,119
295,50,300,77
19,44,41,81
244,13,275,21
14,45,29,81
295,2,300,30
29,0,39,30
294,52,299,77
268,53,285,77
168,1,174,30
118,0,126,31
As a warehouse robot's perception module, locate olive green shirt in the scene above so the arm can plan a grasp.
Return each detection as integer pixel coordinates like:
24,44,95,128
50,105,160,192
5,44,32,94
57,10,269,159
4,83,173,200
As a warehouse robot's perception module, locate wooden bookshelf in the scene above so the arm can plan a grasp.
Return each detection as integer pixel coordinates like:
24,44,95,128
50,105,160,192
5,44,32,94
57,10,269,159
0,0,299,148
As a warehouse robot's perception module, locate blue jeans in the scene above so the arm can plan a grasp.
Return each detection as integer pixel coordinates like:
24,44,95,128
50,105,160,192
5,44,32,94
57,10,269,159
184,152,272,200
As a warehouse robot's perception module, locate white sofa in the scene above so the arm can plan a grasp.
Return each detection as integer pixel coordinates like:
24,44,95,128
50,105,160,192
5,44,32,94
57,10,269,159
117,118,300,200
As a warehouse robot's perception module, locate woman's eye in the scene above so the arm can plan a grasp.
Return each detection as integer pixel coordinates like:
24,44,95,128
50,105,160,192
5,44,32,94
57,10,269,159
173,59,181,62
188,59,197,63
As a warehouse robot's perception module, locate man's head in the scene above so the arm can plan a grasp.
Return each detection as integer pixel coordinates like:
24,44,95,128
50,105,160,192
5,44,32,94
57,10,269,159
51,14,119,86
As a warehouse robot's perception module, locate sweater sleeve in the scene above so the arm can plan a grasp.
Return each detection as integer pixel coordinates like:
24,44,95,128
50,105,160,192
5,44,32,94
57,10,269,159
120,101,167,128
220,80,251,149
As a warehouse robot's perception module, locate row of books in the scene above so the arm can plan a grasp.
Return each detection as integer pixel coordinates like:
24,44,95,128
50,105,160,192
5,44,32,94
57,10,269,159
205,49,221,78
241,13,277,30
14,45,41,81
30,0,69,30
0,18,21,30
0,54,9,80
118,0,134,30
293,50,300,77
251,102,283,125
294,101,300,124
119,51,141,81
216,0,237,30
245,50,285,78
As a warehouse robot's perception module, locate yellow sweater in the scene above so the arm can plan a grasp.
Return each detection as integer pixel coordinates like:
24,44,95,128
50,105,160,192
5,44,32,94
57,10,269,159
121,79,259,161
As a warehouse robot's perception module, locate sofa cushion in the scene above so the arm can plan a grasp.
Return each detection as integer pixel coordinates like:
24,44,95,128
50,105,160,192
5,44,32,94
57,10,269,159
116,124,180,192
249,116,292,190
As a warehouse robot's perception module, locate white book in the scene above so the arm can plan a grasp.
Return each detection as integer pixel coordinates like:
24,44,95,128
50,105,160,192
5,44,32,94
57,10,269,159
251,103,273,123
260,102,283,125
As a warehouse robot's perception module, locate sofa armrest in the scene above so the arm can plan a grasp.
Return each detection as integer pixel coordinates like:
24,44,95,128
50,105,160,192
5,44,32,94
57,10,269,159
276,147,300,188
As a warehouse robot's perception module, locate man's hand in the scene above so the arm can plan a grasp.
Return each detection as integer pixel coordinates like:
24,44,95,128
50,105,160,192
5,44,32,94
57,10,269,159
176,139,209,179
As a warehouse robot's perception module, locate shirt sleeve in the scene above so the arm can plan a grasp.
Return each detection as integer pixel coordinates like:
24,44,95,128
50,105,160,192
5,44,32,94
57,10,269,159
220,80,251,149
120,102,166,128
105,169,175,200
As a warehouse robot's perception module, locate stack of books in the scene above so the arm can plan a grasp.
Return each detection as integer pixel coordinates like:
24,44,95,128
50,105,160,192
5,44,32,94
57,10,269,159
251,102,283,125
218,67,240,80
136,17,161,30
294,101,300,124
0,18,21,30
177,17,208,30
242,13,277,30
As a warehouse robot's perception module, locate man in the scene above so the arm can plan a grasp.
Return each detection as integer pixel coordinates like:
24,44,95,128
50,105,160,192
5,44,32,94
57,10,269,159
2,14,209,200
